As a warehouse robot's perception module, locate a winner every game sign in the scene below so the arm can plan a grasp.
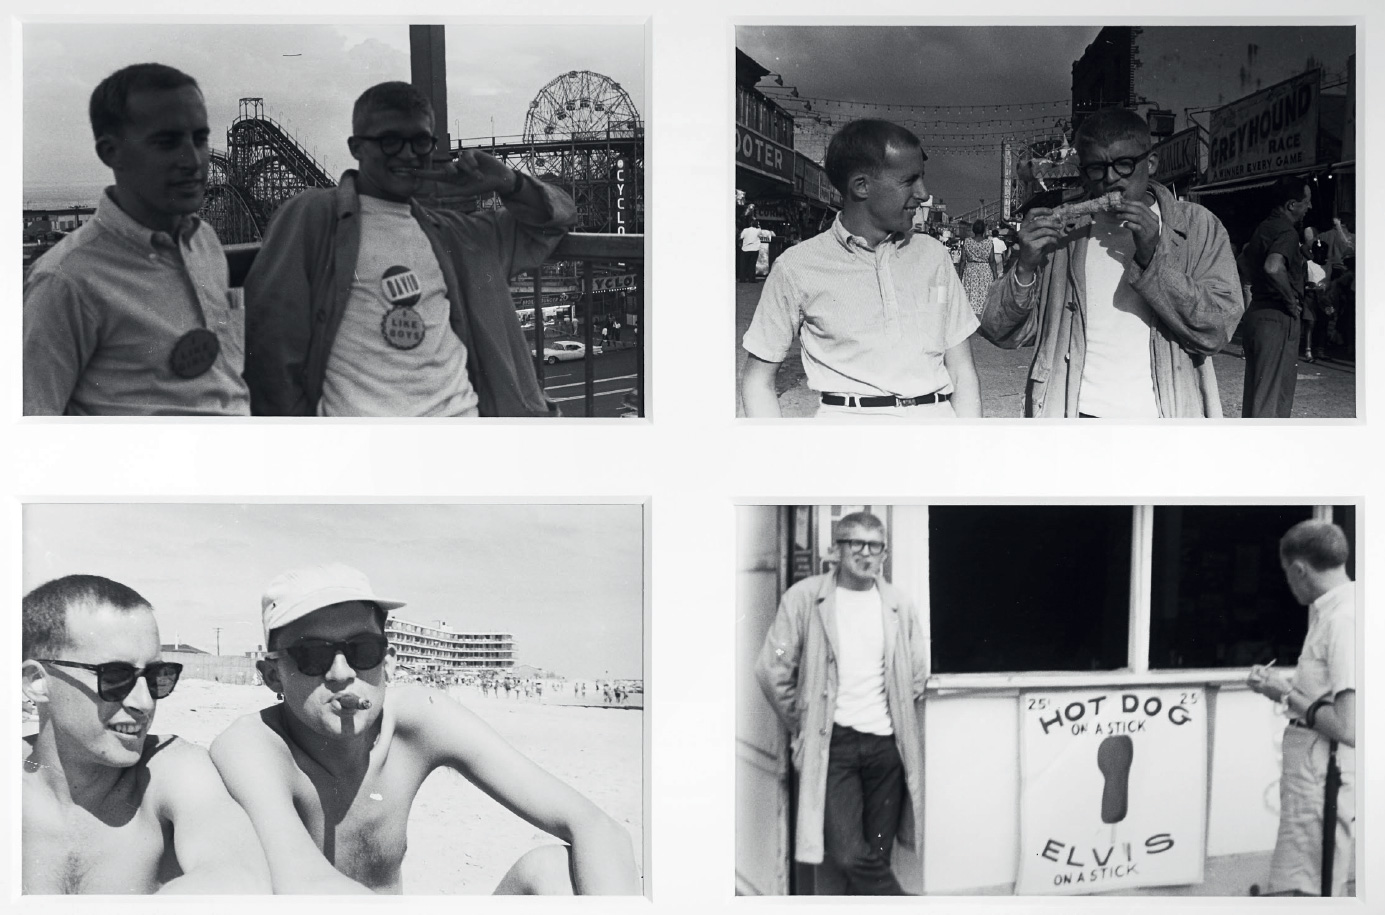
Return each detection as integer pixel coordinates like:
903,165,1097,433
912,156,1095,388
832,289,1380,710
1016,686,1208,895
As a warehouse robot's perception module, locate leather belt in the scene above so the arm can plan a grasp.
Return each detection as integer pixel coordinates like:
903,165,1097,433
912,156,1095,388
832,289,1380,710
821,392,951,408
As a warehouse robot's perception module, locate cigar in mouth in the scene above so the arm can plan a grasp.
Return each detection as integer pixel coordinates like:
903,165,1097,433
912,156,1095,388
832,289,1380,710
1050,191,1124,223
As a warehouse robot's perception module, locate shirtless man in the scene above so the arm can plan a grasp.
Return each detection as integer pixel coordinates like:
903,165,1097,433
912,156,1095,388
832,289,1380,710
210,563,640,894
21,575,270,894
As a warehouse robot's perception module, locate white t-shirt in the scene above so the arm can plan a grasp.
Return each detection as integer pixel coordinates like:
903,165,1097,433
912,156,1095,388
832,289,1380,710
740,226,763,252
319,195,480,417
1079,204,1162,418
832,585,892,735
990,236,1007,258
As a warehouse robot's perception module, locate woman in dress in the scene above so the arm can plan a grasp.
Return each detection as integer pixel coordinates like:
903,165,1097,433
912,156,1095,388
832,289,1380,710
960,219,998,316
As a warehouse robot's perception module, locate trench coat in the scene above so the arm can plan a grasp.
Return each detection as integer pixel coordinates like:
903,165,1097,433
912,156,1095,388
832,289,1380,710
754,572,928,865
979,180,1243,417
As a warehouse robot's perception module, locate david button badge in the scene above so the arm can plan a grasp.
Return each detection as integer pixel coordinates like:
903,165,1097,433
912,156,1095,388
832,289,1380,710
380,265,426,350
169,328,220,378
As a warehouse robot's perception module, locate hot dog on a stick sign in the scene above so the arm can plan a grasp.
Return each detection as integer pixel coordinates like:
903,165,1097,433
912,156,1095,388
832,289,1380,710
1016,686,1208,895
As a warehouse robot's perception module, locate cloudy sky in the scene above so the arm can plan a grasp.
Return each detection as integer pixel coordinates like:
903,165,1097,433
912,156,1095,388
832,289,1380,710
736,25,1354,215
23,502,644,679
23,22,645,203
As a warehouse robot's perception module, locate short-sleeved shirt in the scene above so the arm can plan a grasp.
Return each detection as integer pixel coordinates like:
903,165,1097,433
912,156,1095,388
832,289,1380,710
740,227,763,251
23,190,250,416
318,195,479,417
1293,580,1355,703
742,214,980,397
1244,212,1305,313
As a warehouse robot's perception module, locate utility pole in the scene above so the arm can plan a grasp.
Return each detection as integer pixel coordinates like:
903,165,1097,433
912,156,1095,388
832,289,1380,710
214,627,222,656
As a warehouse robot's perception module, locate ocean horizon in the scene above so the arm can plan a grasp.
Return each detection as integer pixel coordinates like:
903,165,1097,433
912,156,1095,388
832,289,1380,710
23,182,108,210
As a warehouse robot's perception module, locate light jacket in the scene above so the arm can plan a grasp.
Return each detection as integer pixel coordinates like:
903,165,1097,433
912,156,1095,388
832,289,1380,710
979,181,1243,417
754,572,928,865
243,171,575,416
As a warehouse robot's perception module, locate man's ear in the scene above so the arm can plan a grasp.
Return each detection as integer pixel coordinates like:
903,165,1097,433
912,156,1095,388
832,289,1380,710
347,135,363,162
95,134,120,171
256,659,282,694
1146,150,1159,176
21,660,51,706
847,170,872,203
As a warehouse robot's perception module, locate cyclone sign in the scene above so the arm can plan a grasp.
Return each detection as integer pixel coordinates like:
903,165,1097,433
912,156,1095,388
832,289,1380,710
1016,687,1208,895
1207,70,1319,185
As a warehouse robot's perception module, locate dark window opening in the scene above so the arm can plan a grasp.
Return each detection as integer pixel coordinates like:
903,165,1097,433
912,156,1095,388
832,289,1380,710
1149,506,1315,669
930,506,1132,673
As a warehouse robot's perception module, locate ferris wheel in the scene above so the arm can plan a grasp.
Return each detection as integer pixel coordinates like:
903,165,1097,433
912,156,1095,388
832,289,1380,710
523,70,642,144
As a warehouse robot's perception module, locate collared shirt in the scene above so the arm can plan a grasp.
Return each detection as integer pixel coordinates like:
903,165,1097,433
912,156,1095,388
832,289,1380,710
23,190,250,415
1244,212,1306,313
743,214,979,397
1294,580,1355,703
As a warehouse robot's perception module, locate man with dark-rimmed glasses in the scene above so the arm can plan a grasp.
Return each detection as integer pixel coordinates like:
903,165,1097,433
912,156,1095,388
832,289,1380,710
755,512,927,894
980,107,1243,417
209,563,639,894
243,80,575,416
21,574,270,894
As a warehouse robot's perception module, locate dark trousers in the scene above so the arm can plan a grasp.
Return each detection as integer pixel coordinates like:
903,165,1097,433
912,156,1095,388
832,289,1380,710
1241,308,1300,418
822,725,908,895
737,248,759,282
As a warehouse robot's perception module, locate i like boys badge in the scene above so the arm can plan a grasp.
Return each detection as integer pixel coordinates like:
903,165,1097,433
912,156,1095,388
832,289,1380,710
380,265,426,350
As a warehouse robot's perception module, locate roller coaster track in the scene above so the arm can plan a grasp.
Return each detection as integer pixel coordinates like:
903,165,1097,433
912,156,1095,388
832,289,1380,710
201,101,335,244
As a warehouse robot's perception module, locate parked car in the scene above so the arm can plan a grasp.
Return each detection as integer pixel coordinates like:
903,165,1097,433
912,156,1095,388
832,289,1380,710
534,340,602,364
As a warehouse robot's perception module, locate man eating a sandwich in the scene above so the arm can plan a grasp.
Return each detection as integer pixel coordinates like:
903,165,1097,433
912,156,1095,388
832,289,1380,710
979,107,1243,418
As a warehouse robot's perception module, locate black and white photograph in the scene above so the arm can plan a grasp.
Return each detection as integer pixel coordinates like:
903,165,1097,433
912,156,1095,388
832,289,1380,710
735,26,1356,419
737,503,1357,896
22,22,645,418
21,502,645,894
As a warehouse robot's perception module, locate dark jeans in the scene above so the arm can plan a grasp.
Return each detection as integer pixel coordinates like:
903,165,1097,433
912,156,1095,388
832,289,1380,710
823,725,908,895
1241,307,1300,418
737,248,759,282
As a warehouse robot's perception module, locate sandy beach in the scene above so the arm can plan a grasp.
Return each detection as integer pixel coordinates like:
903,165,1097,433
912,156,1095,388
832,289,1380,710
23,678,644,894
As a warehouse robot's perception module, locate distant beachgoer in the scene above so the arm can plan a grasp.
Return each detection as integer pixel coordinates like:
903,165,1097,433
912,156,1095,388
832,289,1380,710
210,563,640,894
22,575,269,893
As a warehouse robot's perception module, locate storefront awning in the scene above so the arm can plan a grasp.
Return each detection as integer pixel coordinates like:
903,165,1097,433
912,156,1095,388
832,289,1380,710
1189,176,1278,198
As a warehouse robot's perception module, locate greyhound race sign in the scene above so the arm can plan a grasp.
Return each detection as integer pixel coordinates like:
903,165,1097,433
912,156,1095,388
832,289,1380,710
1017,687,1208,895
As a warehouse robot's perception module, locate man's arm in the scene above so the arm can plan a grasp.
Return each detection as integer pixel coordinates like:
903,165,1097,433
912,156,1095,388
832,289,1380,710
403,690,640,894
1262,254,1302,316
943,337,982,417
741,354,784,417
22,271,91,415
754,594,805,734
209,719,375,894
1126,207,1245,354
242,199,318,416
150,740,272,894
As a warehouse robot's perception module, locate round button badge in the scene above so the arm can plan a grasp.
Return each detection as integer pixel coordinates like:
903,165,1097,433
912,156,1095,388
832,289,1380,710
168,328,221,378
379,265,426,350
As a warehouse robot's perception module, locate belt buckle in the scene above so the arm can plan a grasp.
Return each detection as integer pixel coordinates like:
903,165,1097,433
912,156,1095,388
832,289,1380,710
897,397,916,407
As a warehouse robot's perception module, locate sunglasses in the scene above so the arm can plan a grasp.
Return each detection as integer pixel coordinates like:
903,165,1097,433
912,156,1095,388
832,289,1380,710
37,659,183,702
265,634,389,677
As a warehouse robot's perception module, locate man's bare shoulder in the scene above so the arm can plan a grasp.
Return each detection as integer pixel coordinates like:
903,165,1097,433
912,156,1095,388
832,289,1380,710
387,683,477,733
210,706,293,760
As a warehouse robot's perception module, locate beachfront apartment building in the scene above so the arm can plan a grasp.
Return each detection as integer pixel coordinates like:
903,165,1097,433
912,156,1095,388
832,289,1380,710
385,615,516,674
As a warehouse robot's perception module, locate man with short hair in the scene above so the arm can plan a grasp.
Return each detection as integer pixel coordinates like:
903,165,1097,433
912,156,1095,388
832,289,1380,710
1239,176,1315,417
741,119,981,418
21,575,270,894
210,563,640,894
738,219,763,282
1247,519,1355,895
981,107,1243,417
24,64,250,416
243,81,575,416
755,513,927,894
